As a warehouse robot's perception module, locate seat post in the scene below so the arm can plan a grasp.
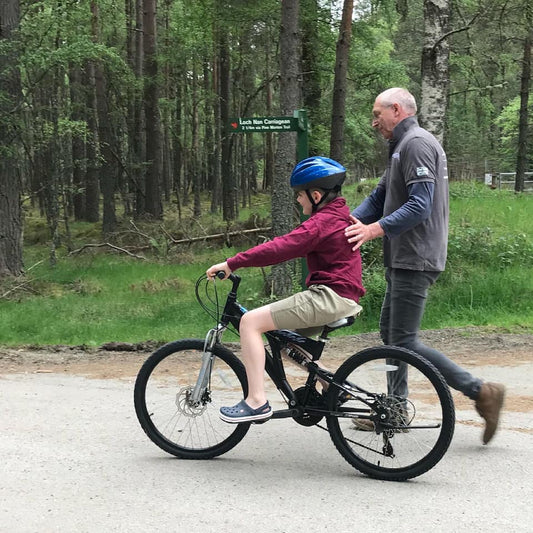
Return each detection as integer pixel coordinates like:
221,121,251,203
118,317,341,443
318,316,356,343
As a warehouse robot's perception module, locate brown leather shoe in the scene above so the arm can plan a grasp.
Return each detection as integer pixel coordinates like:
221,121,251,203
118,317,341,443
351,407,410,433
475,382,505,444
351,418,375,431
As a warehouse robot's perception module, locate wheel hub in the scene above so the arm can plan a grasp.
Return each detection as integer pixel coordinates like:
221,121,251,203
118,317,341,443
373,395,413,433
176,386,207,417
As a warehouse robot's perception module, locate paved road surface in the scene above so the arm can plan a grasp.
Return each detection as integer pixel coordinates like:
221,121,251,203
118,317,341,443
1,370,531,533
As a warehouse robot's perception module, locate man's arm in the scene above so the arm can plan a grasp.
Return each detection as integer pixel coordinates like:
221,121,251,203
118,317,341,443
346,181,434,250
379,181,434,236
351,185,385,224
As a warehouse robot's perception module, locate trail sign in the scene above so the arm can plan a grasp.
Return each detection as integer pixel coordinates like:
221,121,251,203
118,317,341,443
228,109,308,162
228,116,299,133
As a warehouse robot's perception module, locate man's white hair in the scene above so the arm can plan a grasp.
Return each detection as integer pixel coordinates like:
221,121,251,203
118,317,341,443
378,88,417,115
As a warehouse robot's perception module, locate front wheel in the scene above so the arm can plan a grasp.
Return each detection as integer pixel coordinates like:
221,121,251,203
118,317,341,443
134,339,250,459
326,346,455,481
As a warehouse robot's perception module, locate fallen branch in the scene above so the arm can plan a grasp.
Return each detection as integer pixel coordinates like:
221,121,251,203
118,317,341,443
166,226,272,245
0,278,35,299
68,227,272,258
69,243,147,260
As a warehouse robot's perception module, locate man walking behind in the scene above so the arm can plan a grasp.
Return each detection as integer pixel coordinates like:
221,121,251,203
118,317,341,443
345,88,505,444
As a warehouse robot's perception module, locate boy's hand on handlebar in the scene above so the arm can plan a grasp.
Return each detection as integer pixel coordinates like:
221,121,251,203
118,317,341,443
206,261,232,280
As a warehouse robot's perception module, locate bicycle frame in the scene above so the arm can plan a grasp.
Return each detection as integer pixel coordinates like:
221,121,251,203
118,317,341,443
135,273,455,480
195,273,375,421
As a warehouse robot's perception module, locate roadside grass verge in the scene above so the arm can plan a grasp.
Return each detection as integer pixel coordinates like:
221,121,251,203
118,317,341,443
1,181,531,346
1,250,267,346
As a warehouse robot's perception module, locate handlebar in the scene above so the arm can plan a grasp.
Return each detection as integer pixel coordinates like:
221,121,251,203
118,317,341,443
196,272,242,327
215,271,239,282
214,271,241,292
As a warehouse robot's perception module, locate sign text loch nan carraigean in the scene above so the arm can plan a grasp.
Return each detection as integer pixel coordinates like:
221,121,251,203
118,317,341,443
228,116,300,133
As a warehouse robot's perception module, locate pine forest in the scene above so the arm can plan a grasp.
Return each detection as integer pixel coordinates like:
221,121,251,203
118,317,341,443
0,0,531,280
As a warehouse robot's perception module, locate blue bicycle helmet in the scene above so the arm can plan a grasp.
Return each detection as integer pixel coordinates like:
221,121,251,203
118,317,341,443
290,156,346,192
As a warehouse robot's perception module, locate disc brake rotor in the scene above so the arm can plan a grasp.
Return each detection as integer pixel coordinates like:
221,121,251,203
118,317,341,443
176,386,207,417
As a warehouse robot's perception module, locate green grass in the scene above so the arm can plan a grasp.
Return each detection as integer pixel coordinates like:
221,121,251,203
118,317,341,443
1,181,532,346
348,181,533,333
1,249,269,346
424,265,533,329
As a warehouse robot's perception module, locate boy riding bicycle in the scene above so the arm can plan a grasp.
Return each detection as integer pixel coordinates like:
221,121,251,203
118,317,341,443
206,156,365,423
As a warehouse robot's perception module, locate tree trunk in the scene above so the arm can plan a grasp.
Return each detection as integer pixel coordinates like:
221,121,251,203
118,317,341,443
174,77,183,217
211,48,222,213
419,0,450,145
95,64,117,234
219,29,235,221
329,0,354,163
204,59,215,199
69,66,86,220
143,0,162,219
515,25,532,193
84,61,101,222
0,0,23,277
92,0,117,235
161,0,172,203
33,82,61,266
133,0,145,217
301,0,321,119
191,63,202,218
271,0,301,297
263,28,274,190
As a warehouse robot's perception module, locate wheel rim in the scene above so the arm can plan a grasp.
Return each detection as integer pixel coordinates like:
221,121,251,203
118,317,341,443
328,349,454,478
139,346,248,454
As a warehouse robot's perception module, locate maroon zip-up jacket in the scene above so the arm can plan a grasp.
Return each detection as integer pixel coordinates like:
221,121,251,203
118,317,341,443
227,197,365,302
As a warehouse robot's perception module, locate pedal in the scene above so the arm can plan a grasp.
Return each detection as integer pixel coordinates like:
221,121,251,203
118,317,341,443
252,418,270,425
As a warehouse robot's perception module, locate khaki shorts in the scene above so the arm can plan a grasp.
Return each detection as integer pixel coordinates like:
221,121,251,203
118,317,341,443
269,285,362,337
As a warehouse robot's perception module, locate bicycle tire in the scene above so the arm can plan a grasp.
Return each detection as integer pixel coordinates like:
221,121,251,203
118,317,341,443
134,339,250,459
326,346,455,481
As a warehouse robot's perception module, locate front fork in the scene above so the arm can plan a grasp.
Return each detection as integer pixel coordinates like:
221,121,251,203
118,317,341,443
189,327,223,406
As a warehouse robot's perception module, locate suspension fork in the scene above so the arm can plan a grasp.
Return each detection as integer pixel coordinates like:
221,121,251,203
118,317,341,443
189,327,222,405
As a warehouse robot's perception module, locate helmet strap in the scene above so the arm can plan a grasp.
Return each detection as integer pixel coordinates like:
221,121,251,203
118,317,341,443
305,189,320,212
305,187,339,212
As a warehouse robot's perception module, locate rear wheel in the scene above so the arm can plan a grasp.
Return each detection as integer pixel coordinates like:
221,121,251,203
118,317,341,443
326,346,455,481
134,339,250,459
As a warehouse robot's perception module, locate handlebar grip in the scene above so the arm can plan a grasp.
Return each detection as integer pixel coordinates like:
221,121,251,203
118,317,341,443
216,271,226,279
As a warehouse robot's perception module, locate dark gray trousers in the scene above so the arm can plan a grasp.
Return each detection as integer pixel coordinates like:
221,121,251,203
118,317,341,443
380,268,482,400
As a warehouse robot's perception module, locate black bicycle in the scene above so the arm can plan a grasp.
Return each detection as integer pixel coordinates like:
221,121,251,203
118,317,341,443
134,273,455,481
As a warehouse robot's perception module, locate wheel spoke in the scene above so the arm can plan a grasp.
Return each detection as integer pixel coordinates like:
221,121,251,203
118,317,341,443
326,346,454,481
134,340,250,459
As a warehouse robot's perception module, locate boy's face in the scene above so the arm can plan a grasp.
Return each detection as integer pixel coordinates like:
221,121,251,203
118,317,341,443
296,190,320,215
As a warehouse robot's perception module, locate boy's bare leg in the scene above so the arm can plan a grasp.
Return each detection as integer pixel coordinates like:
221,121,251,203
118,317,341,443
238,306,276,409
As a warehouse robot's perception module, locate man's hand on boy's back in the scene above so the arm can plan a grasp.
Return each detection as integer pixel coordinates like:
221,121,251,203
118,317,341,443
345,215,384,251
206,261,232,280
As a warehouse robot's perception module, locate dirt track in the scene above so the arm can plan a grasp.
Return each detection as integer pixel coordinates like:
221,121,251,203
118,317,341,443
1,327,532,422
1,328,532,532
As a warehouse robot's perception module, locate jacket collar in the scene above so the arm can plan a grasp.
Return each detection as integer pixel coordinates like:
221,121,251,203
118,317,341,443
389,116,419,155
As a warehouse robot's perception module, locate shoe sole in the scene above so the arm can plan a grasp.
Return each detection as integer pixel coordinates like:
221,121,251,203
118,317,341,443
219,411,273,424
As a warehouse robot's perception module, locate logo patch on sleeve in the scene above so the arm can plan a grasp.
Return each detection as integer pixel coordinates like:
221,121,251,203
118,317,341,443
416,166,429,177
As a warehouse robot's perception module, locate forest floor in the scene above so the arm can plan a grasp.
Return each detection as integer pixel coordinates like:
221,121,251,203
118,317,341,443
1,327,532,431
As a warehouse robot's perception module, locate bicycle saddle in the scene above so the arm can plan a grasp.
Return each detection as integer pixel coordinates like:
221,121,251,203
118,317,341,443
325,316,355,329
